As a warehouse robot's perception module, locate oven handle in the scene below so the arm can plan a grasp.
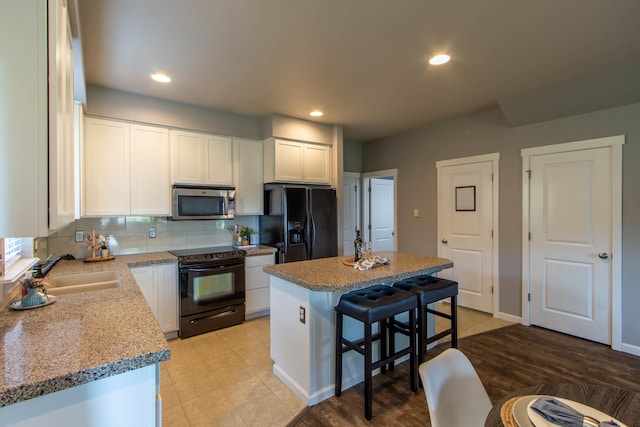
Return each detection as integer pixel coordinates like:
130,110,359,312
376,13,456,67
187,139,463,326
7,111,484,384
183,264,242,273
189,308,240,324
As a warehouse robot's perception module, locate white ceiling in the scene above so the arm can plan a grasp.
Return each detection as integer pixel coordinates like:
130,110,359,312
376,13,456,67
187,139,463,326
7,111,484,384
77,0,640,142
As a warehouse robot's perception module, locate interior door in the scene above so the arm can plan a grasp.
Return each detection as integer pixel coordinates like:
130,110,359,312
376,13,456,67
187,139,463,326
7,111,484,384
529,147,612,344
343,173,360,256
438,161,494,313
370,178,395,252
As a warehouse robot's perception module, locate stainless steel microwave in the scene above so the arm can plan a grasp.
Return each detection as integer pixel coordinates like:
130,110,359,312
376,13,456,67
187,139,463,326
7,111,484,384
171,186,235,220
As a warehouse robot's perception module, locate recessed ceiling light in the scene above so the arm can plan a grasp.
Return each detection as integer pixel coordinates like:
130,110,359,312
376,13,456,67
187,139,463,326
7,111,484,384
310,111,324,117
151,73,171,83
429,54,450,66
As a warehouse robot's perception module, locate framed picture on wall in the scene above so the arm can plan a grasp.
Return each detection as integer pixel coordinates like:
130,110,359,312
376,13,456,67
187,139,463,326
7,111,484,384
455,186,476,211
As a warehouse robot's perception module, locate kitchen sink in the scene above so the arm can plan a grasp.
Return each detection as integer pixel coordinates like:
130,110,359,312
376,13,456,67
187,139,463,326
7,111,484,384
46,271,121,295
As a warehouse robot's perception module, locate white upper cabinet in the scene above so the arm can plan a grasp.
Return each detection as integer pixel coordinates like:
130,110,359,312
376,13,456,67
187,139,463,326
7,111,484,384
171,130,233,186
83,118,130,216
233,138,263,215
130,124,170,215
0,0,76,237
263,138,331,185
48,0,76,230
83,118,170,216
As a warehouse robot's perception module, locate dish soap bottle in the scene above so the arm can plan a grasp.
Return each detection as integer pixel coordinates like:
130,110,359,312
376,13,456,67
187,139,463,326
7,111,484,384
354,230,362,261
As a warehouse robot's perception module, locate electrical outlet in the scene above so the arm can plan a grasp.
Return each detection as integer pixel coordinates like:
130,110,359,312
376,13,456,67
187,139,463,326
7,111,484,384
75,230,84,242
299,306,306,324
149,227,156,238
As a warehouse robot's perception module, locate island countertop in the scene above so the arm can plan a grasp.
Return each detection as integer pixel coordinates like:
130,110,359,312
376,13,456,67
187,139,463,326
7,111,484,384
0,252,176,407
263,251,453,292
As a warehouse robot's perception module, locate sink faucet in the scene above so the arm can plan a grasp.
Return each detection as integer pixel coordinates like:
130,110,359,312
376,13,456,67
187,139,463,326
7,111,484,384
33,254,62,278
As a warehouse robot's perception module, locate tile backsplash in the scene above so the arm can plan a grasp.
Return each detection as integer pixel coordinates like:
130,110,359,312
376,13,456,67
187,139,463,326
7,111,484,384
44,216,260,259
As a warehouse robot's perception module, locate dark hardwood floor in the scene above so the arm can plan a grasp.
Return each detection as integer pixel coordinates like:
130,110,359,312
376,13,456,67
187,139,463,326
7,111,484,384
288,324,640,426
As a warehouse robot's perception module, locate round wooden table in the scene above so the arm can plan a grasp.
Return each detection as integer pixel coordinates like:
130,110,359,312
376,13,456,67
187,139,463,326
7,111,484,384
485,383,640,426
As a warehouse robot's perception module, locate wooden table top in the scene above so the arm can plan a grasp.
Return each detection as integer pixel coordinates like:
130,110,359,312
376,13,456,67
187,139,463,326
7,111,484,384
485,383,640,426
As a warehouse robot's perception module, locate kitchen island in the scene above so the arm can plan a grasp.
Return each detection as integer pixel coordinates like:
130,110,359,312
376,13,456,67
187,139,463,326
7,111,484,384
0,253,175,427
263,251,452,405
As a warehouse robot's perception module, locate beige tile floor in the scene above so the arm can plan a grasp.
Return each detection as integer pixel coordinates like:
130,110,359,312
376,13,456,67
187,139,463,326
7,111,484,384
161,304,513,427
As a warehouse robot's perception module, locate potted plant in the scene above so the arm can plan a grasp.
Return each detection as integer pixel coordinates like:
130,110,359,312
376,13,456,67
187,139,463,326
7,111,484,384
240,226,256,245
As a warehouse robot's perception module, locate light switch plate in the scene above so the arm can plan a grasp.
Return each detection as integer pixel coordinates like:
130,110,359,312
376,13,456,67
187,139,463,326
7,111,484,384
413,208,419,218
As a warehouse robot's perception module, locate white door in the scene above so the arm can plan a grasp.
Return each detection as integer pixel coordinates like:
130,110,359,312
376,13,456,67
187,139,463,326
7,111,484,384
343,172,360,256
437,158,496,313
370,178,395,252
528,148,612,344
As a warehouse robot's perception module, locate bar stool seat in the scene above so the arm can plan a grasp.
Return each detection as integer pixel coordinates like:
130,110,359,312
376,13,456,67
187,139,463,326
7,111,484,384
335,284,418,420
393,275,458,364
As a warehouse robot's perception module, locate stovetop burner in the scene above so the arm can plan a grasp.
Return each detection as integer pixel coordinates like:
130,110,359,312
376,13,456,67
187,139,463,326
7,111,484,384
169,246,246,265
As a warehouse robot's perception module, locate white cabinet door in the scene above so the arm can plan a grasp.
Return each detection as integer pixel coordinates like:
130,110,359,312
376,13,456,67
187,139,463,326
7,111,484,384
171,130,206,184
48,0,75,230
156,263,178,333
130,124,170,215
83,118,130,216
274,139,305,182
171,130,233,186
131,264,178,334
303,143,331,184
233,138,263,214
245,253,275,317
263,138,331,185
205,134,233,185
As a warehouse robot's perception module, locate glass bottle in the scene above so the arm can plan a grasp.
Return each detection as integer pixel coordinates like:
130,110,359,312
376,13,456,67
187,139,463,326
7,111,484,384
354,230,362,261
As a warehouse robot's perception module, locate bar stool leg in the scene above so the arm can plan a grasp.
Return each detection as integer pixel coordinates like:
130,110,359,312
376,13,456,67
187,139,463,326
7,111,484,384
409,308,418,392
417,304,426,365
451,295,458,348
387,316,395,372
364,321,373,420
380,319,387,374
335,311,343,397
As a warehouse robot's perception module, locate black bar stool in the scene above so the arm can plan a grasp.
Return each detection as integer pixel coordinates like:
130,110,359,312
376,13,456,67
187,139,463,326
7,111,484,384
393,275,458,364
335,284,418,420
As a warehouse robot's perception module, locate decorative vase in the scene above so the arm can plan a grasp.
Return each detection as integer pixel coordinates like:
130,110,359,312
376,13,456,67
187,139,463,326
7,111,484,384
21,287,45,307
102,248,110,258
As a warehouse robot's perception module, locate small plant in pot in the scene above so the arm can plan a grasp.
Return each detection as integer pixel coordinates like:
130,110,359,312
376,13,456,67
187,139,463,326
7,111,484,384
240,226,256,245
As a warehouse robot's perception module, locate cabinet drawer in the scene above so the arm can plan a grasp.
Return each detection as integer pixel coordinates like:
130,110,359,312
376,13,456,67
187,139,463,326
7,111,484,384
246,267,270,290
246,287,270,314
245,253,275,268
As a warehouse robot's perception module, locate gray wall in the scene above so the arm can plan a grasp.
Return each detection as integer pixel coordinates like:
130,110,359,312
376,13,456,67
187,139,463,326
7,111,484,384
86,85,263,139
343,140,363,172
363,102,640,347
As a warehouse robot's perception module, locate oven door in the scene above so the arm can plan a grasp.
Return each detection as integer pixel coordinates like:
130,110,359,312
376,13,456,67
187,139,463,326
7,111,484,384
179,262,245,317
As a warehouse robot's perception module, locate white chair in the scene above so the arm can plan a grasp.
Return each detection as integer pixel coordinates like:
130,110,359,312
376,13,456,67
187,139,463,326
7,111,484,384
419,348,492,427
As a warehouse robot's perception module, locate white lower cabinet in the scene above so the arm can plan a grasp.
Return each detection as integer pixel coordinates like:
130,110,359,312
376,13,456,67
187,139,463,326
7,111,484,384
245,253,275,318
0,364,159,427
131,263,179,334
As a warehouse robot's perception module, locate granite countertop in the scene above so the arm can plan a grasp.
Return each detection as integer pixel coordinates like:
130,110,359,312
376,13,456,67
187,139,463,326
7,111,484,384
0,252,177,408
243,244,278,256
263,251,453,292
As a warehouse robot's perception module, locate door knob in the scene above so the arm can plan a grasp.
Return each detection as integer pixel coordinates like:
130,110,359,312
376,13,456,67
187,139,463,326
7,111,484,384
441,239,448,244
598,252,609,259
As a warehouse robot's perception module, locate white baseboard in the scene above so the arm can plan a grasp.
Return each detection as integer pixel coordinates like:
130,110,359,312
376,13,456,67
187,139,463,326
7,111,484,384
620,341,640,357
494,311,522,323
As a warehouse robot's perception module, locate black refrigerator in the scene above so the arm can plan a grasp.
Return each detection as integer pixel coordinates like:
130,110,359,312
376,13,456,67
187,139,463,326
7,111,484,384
259,185,338,263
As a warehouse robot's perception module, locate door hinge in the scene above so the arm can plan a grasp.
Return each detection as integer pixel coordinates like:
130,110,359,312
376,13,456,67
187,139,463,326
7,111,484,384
368,186,372,193
491,286,494,294
368,224,372,230
528,232,531,241
491,173,494,182
528,293,531,302
354,184,358,193
526,170,531,179
491,230,494,238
